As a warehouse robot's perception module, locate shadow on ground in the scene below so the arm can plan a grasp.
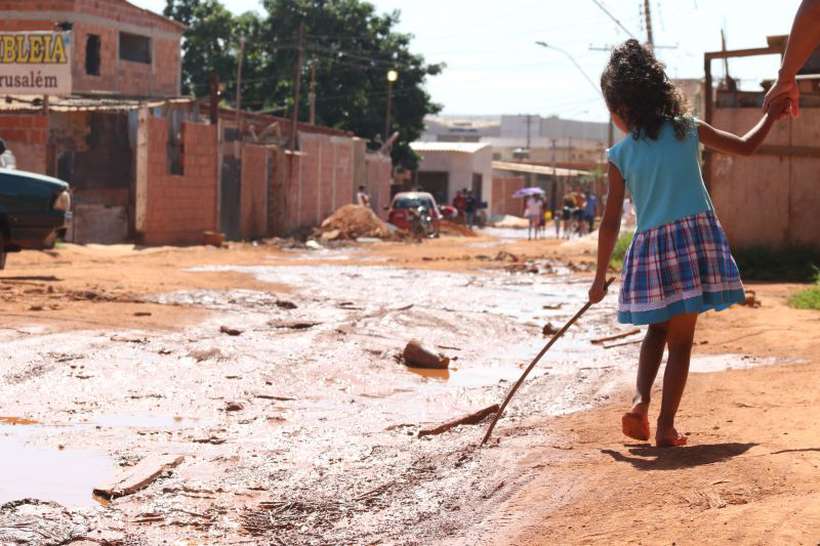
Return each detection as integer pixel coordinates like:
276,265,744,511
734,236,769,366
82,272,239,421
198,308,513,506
600,442,758,470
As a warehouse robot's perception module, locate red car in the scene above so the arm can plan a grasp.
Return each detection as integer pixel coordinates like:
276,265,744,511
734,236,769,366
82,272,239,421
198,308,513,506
387,192,441,235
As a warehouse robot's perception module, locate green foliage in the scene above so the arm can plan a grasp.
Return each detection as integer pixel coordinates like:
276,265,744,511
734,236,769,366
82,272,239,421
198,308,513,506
789,283,820,310
164,0,443,168
610,230,634,270
733,246,820,283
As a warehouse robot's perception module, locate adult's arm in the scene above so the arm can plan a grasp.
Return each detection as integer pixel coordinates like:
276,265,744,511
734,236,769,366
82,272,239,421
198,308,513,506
763,0,820,117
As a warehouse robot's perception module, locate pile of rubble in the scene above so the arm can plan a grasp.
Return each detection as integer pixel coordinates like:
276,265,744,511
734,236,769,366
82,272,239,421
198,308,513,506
438,220,477,237
316,205,394,241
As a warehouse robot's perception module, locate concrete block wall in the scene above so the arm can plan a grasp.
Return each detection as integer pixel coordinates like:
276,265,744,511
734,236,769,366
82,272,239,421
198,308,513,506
0,113,48,173
491,176,526,217
364,153,392,219
139,116,218,245
240,143,270,240
709,108,820,251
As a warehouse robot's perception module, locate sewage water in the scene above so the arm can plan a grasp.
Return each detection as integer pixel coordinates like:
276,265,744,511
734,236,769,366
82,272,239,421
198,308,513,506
0,434,113,508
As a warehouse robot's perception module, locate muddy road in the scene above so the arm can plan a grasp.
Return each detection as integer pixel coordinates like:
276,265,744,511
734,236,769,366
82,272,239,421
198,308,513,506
0,238,778,545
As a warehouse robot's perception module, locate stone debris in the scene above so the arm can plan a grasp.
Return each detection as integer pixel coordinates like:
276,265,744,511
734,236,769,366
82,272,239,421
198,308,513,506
402,340,450,370
317,204,393,241
219,325,243,336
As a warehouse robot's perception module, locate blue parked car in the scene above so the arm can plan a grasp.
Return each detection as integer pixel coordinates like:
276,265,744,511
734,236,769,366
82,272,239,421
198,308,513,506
0,168,71,269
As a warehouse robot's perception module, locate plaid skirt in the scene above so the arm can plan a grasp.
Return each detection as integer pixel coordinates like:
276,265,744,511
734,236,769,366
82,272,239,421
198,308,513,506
618,210,745,325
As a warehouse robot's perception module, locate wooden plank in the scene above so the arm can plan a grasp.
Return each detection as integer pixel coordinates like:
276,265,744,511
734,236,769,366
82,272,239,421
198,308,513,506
93,454,184,499
705,46,782,61
590,328,641,345
757,145,820,159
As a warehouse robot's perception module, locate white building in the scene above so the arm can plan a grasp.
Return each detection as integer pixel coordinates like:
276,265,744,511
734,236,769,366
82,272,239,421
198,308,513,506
409,142,493,208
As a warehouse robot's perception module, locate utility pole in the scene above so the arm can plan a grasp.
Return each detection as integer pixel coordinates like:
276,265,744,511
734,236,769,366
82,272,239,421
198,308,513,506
235,36,246,139
525,114,532,150
308,61,317,125
289,21,305,151
551,138,558,215
385,69,398,144
643,0,654,50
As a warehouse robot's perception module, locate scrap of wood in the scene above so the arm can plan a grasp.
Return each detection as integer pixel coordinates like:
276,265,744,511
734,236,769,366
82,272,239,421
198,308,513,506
591,328,641,345
418,404,499,438
93,454,184,499
603,339,643,349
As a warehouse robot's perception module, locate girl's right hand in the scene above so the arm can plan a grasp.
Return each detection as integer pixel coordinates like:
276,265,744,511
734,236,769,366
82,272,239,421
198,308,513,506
588,276,608,304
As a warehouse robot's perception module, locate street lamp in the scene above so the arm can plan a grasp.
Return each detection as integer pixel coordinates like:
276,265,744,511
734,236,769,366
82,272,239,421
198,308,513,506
385,69,398,141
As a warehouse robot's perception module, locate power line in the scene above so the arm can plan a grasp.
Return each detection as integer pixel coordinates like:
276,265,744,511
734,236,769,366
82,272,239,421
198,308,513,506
589,0,637,39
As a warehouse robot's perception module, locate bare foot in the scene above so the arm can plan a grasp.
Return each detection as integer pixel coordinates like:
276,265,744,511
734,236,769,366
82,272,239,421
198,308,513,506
621,402,650,441
656,424,687,448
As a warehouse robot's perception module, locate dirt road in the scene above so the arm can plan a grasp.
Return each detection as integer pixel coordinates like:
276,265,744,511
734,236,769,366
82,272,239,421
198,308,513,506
0,233,816,545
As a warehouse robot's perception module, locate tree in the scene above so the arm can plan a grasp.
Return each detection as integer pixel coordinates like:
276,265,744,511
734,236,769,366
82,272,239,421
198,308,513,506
164,0,442,168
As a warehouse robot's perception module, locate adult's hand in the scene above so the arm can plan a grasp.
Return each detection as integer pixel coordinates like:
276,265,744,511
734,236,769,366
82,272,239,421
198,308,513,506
763,74,800,118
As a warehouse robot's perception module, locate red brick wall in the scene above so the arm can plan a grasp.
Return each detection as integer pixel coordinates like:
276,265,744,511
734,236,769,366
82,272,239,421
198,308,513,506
0,114,48,173
240,144,269,240
0,1,182,97
140,117,218,245
492,176,526,217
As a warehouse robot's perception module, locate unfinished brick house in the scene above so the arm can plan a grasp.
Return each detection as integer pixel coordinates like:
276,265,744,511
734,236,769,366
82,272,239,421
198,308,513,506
0,1,393,245
0,0,183,97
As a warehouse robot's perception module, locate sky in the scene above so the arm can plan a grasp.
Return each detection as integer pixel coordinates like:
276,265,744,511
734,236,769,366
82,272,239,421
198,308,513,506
132,0,803,122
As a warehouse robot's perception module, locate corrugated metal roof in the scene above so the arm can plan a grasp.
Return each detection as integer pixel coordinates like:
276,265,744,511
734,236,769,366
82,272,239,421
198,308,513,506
0,95,195,113
410,141,491,154
493,161,591,177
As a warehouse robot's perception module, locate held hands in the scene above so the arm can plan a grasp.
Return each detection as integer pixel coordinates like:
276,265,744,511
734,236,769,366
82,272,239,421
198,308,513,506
763,75,800,119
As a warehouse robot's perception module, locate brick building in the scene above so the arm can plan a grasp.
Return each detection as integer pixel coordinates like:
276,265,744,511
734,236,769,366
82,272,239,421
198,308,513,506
0,1,393,246
0,0,183,97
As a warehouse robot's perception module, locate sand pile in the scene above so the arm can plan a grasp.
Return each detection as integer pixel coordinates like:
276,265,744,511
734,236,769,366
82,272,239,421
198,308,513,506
439,220,477,237
318,205,393,241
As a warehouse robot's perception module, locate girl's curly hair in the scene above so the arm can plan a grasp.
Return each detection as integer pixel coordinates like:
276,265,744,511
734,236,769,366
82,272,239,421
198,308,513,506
601,39,690,140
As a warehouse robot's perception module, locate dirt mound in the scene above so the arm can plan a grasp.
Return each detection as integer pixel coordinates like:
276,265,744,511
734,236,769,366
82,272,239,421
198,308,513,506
318,205,393,241
439,220,477,237
490,215,529,229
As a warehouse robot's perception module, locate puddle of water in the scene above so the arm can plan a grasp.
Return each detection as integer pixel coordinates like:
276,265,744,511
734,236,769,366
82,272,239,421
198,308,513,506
0,438,113,508
406,364,544,388
91,414,198,429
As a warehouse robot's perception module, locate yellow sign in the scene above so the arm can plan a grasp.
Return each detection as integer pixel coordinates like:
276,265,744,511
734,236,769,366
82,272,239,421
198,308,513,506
0,32,71,94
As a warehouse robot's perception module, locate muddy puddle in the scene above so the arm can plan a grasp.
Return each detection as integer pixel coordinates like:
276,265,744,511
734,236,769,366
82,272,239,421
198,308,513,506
0,433,113,508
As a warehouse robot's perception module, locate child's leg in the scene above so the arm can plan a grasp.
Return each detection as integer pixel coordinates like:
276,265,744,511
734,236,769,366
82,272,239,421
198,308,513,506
657,312,698,447
622,321,668,441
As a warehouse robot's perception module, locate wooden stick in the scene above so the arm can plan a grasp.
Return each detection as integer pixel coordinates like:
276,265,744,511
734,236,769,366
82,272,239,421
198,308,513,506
481,278,615,447
418,404,499,438
591,328,641,345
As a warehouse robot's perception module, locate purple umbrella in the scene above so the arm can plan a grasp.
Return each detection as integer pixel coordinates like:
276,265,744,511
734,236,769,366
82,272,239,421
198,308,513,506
512,187,546,198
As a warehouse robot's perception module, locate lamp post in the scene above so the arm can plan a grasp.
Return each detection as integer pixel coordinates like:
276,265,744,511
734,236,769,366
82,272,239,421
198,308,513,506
385,69,398,142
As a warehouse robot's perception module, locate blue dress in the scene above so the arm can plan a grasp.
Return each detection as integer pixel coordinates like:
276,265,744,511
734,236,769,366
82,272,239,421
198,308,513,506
607,118,745,325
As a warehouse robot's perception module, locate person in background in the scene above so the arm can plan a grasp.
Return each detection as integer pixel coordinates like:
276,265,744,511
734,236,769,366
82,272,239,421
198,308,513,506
762,0,820,118
553,207,562,238
561,191,576,239
0,139,16,169
524,194,543,241
452,189,467,222
464,190,477,228
356,185,371,208
584,191,598,233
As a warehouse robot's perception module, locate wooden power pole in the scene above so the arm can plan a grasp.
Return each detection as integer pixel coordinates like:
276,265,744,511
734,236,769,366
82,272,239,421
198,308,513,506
308,61,317,125
235,36,246,138
290,21,305,150
643,0,654,50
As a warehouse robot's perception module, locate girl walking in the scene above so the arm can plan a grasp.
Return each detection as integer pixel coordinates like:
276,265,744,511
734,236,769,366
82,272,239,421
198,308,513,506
588,40,789,447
